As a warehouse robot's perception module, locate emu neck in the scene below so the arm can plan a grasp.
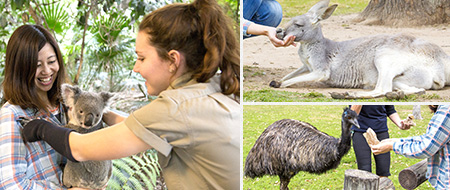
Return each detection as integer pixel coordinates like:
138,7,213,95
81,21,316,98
338,120,352,157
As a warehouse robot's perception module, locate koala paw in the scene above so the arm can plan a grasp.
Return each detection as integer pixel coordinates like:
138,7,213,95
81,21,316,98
17,117,33,127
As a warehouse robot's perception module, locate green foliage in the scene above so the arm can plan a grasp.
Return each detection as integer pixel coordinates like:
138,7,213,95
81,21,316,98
244,105,435,189
11,0,28,10
91,12,130,45
244,89,449,102
278,0,368,18
217,0,239,35
107,150,163,190
39,0,69,34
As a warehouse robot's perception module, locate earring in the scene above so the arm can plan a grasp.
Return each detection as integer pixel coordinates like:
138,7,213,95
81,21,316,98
169,68,174,73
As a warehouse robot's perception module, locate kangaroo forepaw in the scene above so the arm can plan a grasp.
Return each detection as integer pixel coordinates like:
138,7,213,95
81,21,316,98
270,81,282,88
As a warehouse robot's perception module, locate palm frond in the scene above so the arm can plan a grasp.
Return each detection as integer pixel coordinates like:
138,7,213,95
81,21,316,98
39,0,69,34
106,150,163,190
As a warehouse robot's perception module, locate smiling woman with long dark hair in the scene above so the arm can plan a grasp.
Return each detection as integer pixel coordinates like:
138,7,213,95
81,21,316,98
0,24,68,189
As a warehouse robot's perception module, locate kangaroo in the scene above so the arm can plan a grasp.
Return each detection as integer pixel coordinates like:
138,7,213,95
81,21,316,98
270,0,450,99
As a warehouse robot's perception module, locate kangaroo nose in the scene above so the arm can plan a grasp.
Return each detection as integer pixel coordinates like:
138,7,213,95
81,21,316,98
84,113,94,126
276,28,285,40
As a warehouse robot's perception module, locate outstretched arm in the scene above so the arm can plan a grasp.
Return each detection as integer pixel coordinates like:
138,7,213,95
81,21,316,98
102,109,127,126
244,19,296,47
388,113,411,130
70,122,151,161
21,119,151,162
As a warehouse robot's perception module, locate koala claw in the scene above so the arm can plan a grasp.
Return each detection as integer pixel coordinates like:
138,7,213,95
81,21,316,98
17,117,32,127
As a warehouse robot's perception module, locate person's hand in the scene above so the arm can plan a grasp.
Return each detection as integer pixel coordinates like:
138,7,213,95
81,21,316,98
267,27,296,47
399,120,412,130
18,118,49,143
371,138,398,155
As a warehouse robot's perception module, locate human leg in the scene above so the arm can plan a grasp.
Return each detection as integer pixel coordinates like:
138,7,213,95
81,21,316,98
243,0,263,21
244,0,282,27
374,131,391,176
352,132,372,172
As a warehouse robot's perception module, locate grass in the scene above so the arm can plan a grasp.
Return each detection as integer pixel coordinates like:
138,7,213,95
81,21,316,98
278,0,369,17
243,88,444,102
243,105,435,190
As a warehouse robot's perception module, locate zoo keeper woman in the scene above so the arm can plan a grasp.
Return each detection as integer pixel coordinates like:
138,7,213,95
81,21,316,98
19,0,241,189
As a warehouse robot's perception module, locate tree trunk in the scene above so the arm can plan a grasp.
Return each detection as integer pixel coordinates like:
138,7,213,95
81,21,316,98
379,177,395,190
399,159,428,190
413,105,423,120
343,169,379,190
74,1,93,84
356,0,450,26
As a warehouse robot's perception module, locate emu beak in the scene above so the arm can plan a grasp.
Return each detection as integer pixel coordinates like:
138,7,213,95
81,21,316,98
350,118,360,128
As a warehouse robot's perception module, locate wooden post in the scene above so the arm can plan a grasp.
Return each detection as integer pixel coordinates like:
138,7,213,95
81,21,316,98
379,177,395,190
344,169,379,190
399,159,428,190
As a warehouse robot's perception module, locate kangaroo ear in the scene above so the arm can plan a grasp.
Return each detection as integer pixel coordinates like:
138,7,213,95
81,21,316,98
61,84,81,107
319,4,338,21
307,0,338,24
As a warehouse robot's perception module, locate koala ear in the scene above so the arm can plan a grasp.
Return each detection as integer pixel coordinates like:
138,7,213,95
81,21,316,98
61,84,82,107
100,92,115,111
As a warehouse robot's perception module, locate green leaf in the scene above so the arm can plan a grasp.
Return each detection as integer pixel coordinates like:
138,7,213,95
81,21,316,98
39,0,69,34
106,150,161,189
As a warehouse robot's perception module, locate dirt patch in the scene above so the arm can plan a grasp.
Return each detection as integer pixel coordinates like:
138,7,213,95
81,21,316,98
243,14,450,101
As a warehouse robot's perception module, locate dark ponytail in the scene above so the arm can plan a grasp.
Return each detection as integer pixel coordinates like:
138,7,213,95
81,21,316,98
139,0,240,97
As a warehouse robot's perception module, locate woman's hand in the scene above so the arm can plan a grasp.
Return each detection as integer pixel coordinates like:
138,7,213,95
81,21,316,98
371,138,399,155
267,27,296,47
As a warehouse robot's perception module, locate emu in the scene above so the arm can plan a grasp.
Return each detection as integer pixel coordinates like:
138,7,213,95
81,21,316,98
270,0,450,99
244,107,360,190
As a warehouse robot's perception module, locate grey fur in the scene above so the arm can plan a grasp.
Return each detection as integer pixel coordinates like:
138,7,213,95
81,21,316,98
61,84,114,189
271,0,450,99
244,107,359,190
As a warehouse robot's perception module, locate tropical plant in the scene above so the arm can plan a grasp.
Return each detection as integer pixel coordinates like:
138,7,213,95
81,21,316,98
106,150,163,190
39,0,70,35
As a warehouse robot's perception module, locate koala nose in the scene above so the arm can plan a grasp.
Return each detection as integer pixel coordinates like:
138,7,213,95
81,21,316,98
84,113,94,127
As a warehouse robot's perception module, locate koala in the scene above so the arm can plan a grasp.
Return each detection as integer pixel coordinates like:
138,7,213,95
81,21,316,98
60,83,114,189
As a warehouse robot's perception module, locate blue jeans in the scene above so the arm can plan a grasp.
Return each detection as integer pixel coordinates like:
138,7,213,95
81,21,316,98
243,0,282,28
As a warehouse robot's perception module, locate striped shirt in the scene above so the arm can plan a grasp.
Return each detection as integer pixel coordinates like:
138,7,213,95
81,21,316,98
393,105,450,190
0,102,67,189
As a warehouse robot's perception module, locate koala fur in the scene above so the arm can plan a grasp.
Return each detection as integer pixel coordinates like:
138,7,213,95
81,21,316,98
61,84,114,189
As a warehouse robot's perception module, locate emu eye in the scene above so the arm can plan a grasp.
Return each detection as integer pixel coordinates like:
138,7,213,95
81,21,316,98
79,110,83,114
96,114,100,117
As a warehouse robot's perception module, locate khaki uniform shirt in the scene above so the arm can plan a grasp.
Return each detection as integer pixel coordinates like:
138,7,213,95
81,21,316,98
124,74,240,190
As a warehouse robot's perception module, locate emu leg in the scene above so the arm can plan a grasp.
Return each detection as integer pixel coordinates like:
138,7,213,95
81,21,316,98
279,175,291,190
